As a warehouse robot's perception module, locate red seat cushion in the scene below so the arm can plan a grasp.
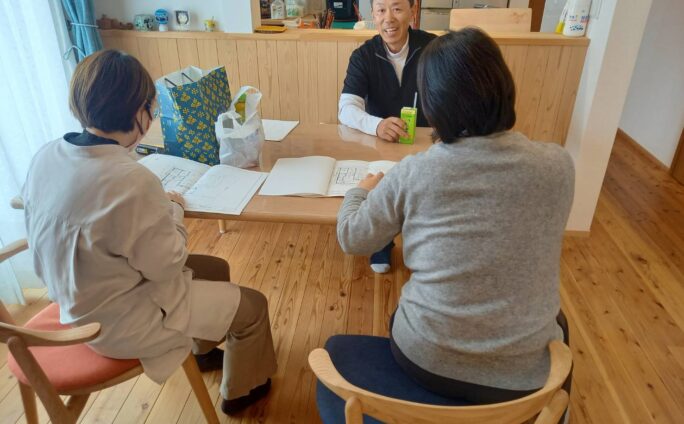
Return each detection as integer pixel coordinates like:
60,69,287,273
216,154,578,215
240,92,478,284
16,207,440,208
7,303,140,393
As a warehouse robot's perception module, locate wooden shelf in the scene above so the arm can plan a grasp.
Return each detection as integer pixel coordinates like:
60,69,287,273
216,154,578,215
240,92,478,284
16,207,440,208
100,29,589,46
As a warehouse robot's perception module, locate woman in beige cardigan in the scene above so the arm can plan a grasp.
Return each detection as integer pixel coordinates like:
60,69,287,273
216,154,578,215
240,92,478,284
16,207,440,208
21,50,276,415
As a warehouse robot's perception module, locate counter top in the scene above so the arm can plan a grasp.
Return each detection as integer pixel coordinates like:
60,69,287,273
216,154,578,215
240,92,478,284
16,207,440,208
100,29,589,46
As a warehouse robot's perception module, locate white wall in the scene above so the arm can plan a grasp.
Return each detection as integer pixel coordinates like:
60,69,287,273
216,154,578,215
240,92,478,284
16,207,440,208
94,0,264,32
540,0,565,32
564,0,653,231
619,0,684,167
94,0,327,31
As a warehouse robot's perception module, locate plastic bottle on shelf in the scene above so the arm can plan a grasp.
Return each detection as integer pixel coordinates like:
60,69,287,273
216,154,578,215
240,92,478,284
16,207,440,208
271,0,285,19
286,0,303,18
562,0,591,37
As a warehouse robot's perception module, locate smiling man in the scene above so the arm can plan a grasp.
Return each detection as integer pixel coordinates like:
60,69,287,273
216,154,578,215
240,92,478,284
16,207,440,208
338,0,436,274
338,0,436,143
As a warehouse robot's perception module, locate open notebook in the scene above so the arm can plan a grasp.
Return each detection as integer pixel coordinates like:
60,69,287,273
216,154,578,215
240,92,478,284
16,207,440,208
259,156,396,197
139,154,267,215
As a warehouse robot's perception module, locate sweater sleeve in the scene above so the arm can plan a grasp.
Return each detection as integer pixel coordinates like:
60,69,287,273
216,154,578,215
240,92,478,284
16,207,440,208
336,167,404,255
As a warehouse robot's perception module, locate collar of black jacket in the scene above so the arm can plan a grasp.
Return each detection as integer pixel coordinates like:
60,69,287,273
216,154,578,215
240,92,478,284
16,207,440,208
371,27,428,62
64,130,120,147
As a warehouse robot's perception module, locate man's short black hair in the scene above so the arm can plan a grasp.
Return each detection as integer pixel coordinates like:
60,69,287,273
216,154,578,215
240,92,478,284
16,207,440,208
417,27,516,143
371,0,415,8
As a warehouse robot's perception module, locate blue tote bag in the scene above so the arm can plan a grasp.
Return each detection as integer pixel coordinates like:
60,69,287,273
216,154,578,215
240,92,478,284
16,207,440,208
156,66,231,165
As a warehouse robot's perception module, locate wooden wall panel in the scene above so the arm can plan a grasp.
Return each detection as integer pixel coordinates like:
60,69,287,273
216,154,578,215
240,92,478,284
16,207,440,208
235,40,260,88
216,39,241,98
176,39,199,68
102,36,117,51
100,32,587,143
514,45,550,136
103,36,140,58
297,41,319,124
157,39,180,76
257,40,281,119
197,39,219,69
236,40,260,114
501,45,529,112
276,41,300,121
337,41,361,123
317,41,339,124
553,46,587,145
136,38,163,80
532,46,571,142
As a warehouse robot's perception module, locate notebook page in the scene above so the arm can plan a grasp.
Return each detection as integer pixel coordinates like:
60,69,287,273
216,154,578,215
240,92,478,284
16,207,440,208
327,160,371,196
139,154,209,195
184,165,267,215
368,160,396,175
259,156,335,196
327,160,397,196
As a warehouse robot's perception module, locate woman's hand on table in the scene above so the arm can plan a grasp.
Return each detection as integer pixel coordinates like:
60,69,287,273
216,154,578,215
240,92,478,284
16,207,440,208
358,172,384,191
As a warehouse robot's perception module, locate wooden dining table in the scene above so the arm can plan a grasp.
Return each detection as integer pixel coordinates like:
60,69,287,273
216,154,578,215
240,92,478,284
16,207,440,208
142,121,434,225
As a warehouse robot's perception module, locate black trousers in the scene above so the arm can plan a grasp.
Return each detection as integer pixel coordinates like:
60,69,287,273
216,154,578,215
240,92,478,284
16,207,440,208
389,310,572,406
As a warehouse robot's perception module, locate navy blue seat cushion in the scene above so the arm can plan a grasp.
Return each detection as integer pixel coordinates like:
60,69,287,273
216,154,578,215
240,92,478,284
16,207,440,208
316,335,470,424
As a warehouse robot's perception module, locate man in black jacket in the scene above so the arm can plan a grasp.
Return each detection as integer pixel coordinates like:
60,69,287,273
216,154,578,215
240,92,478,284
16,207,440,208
339,0,436,143
338,0,436,273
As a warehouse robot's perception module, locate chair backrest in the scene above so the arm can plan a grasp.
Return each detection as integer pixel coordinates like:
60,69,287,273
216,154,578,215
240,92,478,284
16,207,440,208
0,238,102,424
0,236,219,424
309,340,572,424
449,8,532,33
0,239,30,325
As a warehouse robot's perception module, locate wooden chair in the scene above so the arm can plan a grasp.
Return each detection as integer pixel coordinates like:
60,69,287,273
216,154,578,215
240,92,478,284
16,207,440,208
449,8,532,33
0,239,219,424
309,335,571,424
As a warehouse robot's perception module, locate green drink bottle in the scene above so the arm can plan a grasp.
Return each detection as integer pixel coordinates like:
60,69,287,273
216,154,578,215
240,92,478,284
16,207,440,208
399,92,418,145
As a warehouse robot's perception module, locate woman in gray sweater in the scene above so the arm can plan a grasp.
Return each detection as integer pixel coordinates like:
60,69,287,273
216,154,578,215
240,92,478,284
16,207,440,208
337,28,575,404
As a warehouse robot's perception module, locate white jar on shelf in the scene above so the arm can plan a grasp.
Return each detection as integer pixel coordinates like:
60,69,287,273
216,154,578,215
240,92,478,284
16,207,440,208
271,0,286,19
563,0,592,37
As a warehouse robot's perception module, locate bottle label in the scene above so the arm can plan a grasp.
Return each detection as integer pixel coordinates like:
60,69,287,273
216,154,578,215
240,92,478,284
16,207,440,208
399,107,417,145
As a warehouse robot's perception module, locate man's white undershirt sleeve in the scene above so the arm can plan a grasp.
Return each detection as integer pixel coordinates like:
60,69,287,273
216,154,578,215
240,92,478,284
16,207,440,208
338,93,383,136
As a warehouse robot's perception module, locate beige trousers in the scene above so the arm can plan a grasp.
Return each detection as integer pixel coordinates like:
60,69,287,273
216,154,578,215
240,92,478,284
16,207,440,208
186,255,278,400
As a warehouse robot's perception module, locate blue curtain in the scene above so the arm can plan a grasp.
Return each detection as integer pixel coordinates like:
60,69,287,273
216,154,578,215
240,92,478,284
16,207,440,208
61,0,102,61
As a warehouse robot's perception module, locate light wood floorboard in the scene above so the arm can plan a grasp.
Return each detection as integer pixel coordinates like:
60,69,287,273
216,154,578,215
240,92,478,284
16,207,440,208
5,131,684,423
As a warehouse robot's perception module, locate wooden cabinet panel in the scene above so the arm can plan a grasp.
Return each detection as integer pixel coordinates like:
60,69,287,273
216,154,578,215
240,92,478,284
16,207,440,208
100,31,587,141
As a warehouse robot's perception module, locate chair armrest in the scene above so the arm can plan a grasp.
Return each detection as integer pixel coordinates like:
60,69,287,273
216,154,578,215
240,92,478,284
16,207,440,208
0,239,29,263
534,389,569,424
308,348,369,396
0,321,101,347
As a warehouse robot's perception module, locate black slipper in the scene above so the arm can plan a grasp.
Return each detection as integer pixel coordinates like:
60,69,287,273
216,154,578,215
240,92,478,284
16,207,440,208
193,348,224,372
221,379,272,415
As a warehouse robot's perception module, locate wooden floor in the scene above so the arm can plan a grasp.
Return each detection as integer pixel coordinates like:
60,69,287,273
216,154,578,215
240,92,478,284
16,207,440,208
2,131,683,424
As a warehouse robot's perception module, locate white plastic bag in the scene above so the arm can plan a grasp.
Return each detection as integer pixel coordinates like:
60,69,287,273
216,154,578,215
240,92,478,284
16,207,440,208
215,86,264,168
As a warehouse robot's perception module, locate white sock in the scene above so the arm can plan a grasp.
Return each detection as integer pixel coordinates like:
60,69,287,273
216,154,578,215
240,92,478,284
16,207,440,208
370,263,391,274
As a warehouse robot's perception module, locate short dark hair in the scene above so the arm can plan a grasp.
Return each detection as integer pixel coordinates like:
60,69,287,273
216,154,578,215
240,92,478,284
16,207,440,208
69,50,156,132
417,27,516,143
371,0,415,8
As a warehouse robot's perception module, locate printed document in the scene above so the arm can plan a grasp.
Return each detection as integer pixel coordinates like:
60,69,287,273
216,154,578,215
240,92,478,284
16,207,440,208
140,154,267,215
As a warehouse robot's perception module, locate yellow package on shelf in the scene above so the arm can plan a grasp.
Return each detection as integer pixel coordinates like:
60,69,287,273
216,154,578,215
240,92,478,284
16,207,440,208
255,25,287,34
